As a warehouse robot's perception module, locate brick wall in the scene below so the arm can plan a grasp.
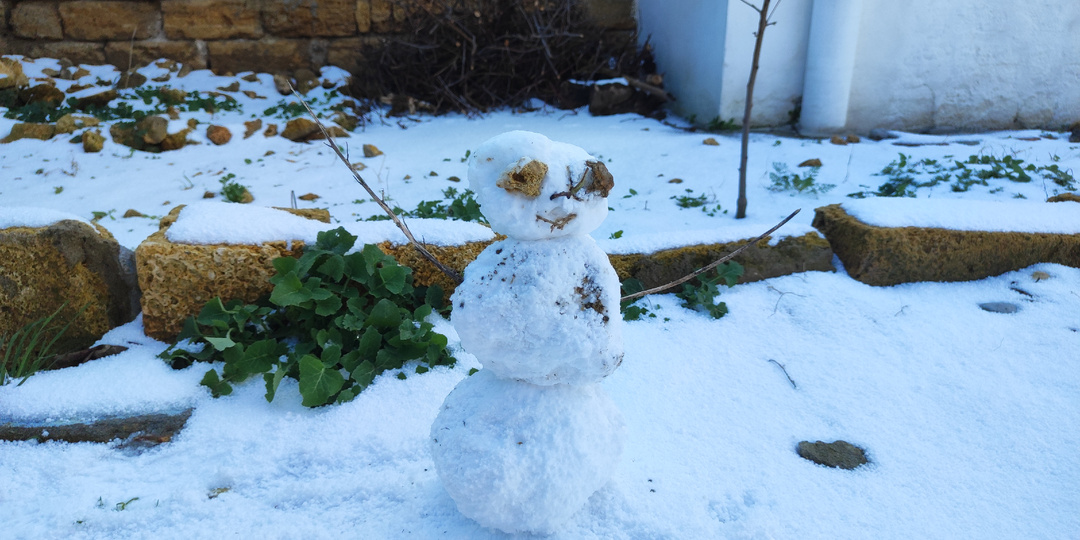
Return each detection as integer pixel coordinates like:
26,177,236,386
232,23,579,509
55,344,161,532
0,0,636,77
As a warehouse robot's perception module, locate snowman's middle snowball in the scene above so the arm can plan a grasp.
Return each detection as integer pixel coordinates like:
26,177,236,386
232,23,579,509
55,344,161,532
451,235,623,385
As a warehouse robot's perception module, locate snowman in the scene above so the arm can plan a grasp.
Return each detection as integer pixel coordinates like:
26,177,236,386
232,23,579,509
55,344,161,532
430,131,626,534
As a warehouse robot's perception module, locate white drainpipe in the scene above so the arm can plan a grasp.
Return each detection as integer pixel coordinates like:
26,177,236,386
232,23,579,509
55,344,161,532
799,0,864,135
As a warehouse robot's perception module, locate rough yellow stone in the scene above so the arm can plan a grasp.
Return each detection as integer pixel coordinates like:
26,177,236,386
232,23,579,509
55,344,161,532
812,203,1080,285
0,220,139,357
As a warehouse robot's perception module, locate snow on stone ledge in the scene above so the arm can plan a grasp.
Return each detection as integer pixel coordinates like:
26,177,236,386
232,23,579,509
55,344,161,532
0,206,95,230
842,198,1080,234
165,201,496,247
596,222,819,255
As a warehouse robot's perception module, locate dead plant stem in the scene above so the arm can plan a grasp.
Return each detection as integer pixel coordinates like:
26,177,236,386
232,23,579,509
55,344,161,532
290,87,463,284
620,209,800,302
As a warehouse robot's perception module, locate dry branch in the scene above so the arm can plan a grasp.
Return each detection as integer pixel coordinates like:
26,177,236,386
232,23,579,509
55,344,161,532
291,87,463,284
620,209,801,302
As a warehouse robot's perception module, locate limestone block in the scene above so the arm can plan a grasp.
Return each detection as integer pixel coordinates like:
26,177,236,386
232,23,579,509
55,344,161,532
104,41,206,71
11,1,63,39
207,39,310,76
355,0,371,33
326,36,381,75
7,40,106,66
0,220,140,358
608,232,835,289
262,0,356,37
370,0,394,33
162,0,261,40
58,1,159,41
812,204,1080,286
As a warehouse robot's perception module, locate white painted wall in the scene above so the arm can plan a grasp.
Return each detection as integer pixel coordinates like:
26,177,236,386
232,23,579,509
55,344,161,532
635,0,1080,133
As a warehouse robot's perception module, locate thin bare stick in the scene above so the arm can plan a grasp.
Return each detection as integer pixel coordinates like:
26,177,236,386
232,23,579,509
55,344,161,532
290,86,463,284
620,208,800,302
767,358,797,389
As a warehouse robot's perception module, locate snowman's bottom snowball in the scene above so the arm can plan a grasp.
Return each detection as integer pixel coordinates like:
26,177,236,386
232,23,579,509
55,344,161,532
430,369,625,534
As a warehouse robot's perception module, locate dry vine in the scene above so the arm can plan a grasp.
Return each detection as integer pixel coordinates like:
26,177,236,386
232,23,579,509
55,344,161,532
619,209,801,302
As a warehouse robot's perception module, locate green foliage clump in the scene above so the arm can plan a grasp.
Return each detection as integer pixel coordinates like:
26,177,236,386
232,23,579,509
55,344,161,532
676,261,743,319
671,189,726,216
769,163,834,196
620,261,744,321
848,152,1076,198
1,302,86,386
159,228,455,407
367,187,487,224
218,173,248,203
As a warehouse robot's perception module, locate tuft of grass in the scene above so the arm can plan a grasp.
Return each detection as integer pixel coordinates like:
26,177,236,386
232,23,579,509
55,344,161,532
768,163,835,196
1,302,87,386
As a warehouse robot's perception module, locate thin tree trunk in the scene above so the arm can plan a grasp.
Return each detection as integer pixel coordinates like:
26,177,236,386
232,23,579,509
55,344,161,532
736,0,773,219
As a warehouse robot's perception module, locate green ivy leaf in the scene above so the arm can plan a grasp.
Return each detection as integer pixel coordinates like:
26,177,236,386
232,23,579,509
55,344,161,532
357,326,382,359
315,227,357,255
201,369,233,397
298,355,345,407
270,272,310,306
366,298,402,328
264,365,287,403
351,360,376,389
379,264,408,295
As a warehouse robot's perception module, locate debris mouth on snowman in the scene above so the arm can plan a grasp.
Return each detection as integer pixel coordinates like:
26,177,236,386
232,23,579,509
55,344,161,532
431,131,627,535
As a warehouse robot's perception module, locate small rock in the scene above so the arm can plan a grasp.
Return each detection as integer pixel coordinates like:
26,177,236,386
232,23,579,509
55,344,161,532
2,123,57,143
243,119,262,139
217,81,240,92
846,134,861,144
333,111,359,131
797,440,868,470
160,126,195,151
281,118,319,142
868,128,899,141
979,302,1019,314
1069,122,1080,143
203,191,216,198
138,116,169,145
298,193,320,201
0,58,30,90
242,90,264,100
82,129,104,152
159,88,187,104
305,125,349,141
1047,192,1080,203
206,125,232,145
429,171,439,176
829,135,848,145
496,159,547,197
703,137,719,146
241,73,260,82
1032,271,1050,282
19,84,66,108
588,82,635,116
55,114,100,135
123,209,145,218
798,158,822,168
447,176,461,182
351,161,366,171
72,89,117,110
668,178,683,184
294,68,319,94
178,64,193,78
151,74,172,83
273,73,292,95
166,106,180,120
263,123,279,137
237,188,254,204
363,143,383,157
116,71,147,89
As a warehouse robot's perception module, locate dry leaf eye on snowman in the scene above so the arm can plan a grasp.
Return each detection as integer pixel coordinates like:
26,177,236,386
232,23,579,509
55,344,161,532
550,160,614,201
496,157,548,198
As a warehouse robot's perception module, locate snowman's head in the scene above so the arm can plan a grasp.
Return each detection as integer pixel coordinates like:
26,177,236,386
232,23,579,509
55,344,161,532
467,131,612,240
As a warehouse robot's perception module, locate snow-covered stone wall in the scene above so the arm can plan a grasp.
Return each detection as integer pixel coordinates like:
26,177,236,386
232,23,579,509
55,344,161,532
637,0,1080,133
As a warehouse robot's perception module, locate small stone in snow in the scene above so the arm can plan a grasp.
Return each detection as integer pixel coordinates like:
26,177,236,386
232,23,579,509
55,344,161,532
829,135,847,145
798,158,822,167
1031,271,1050,282
703,137,719,146
363,144,383,157
797,440,867,470
979,302,1019,314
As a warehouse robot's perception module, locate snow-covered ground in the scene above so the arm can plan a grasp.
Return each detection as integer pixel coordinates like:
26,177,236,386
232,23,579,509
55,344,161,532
1,57,1079,539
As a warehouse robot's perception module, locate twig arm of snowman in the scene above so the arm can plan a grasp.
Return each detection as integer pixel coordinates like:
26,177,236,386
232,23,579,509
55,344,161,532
620,208,801,302
292,87,464,284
